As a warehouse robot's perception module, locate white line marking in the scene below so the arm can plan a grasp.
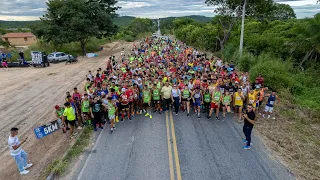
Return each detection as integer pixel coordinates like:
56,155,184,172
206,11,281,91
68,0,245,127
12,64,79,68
77,128,104,180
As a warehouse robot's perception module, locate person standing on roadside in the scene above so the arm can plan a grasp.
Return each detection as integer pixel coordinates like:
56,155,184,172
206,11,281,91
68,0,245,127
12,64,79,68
62,102,77,138
8,127,33,175
263,90,280,119
242,105,256,150
55,105,66,133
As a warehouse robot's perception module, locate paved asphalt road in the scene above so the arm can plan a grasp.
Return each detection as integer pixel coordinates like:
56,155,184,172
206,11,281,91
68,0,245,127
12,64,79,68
76,109,295,180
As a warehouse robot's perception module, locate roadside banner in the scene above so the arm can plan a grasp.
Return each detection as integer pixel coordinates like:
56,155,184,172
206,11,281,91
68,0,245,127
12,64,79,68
33,119,63,139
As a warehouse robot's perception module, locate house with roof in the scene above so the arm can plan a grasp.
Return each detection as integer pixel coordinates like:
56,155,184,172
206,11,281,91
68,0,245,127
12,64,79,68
1,32,37,46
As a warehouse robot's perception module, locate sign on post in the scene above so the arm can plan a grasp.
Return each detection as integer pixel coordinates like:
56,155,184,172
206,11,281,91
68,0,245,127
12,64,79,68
33,119,63,139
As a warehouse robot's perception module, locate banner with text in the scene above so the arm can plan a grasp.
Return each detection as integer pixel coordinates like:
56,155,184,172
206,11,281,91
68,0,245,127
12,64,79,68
33,119,63,139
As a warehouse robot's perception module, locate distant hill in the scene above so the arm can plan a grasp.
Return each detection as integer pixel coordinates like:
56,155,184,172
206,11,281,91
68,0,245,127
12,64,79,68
113,16,136,27
0,15,212,29
0,20,39,29
160,15,212,23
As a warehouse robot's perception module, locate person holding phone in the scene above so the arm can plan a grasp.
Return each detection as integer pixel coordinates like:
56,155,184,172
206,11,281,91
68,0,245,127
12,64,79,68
8,127,33,175
242,105,256,150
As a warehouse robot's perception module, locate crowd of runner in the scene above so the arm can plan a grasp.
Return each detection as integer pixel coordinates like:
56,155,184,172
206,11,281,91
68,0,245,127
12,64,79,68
55,36,280,149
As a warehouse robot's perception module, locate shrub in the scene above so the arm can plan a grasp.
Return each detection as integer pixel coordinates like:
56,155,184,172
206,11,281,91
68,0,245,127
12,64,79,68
249,56,294,91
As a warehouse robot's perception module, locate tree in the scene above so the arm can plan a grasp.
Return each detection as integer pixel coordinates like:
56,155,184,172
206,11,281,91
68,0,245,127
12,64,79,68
205,0,277,53
32,0,119,55
127,18,154,36
270,3,296,21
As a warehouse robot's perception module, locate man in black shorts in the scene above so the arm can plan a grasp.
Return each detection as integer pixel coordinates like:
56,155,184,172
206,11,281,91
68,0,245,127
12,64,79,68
90,97,104,131
62,102,77,138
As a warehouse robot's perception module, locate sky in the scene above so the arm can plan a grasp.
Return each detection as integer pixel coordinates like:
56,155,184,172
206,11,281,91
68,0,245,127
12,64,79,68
0,0,318,21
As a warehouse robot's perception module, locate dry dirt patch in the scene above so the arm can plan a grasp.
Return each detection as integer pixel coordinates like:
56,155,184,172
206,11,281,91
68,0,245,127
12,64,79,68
0,40,135,180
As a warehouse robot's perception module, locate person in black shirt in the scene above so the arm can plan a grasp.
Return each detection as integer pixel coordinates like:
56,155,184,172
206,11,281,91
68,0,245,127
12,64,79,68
242,104,255,149
90,97,104,131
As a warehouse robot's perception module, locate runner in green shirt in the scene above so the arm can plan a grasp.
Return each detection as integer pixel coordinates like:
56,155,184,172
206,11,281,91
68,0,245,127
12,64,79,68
222,91,232,120
142,85,152,119
81,94,91,125
103,97,117,134
203,89,211,115
152,84,161,113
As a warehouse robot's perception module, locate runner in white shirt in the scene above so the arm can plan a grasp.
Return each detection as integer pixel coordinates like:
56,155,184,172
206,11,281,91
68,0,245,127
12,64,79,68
8,127,33,175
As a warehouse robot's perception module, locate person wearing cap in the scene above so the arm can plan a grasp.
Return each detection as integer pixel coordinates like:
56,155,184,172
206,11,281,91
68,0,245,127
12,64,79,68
62,102,77,137
55,105,66,133
8,127,33,175
161,81,172,112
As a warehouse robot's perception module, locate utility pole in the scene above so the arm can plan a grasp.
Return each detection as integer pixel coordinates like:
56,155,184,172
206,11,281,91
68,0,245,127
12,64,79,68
239,0,246,58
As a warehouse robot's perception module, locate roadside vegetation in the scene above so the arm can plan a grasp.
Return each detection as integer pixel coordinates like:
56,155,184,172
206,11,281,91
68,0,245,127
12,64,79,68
44,126,92,178
159,0,319,179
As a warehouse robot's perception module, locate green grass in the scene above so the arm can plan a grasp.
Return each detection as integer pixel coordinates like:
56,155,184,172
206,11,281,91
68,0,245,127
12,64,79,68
44,126,93,177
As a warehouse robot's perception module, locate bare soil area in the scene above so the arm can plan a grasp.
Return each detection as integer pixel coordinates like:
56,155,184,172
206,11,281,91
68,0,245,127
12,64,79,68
0,40,134,180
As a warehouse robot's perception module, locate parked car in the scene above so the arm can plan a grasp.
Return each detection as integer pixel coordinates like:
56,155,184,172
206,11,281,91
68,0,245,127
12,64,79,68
47,52,70,63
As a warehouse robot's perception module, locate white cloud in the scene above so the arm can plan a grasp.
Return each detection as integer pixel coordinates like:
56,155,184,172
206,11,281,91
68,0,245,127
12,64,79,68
0,0,318,21
118,1,152,9
0,16,40,21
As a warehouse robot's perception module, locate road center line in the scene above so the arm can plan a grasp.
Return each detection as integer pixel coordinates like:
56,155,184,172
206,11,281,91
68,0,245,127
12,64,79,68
166,112,175,180
170,109,182,180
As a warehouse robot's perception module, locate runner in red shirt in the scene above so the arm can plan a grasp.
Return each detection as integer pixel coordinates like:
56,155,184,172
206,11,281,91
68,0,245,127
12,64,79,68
126,84,135,117
120,89,131,121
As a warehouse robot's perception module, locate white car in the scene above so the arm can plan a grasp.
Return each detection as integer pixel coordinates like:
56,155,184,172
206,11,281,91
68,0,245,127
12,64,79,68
47,52,70,63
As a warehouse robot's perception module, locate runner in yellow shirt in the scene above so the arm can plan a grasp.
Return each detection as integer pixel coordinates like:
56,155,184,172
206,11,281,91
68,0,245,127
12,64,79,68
233,88,245,122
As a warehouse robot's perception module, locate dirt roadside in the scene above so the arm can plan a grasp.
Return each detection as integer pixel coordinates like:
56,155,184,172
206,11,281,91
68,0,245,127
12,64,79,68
0,40,135,180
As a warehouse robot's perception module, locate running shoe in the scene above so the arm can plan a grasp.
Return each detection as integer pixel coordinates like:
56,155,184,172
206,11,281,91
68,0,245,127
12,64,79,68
175,113,178,115
243,146,251,150
121,118,124,122
145,113,149,117
129,117,132,121
143,109,146,113
24,163,33,170
115,116,119,122
110,129,114,134
198,116,200,119
150,115,153,119
187,113,189,117
20,170,30,175
216,117,220,121
242,140,248,143
100,126,104,129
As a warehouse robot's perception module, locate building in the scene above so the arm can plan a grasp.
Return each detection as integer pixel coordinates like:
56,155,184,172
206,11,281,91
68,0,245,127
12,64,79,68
1,32,37,46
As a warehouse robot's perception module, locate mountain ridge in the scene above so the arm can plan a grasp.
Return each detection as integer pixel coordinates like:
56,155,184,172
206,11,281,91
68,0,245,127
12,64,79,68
0,15,212,28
